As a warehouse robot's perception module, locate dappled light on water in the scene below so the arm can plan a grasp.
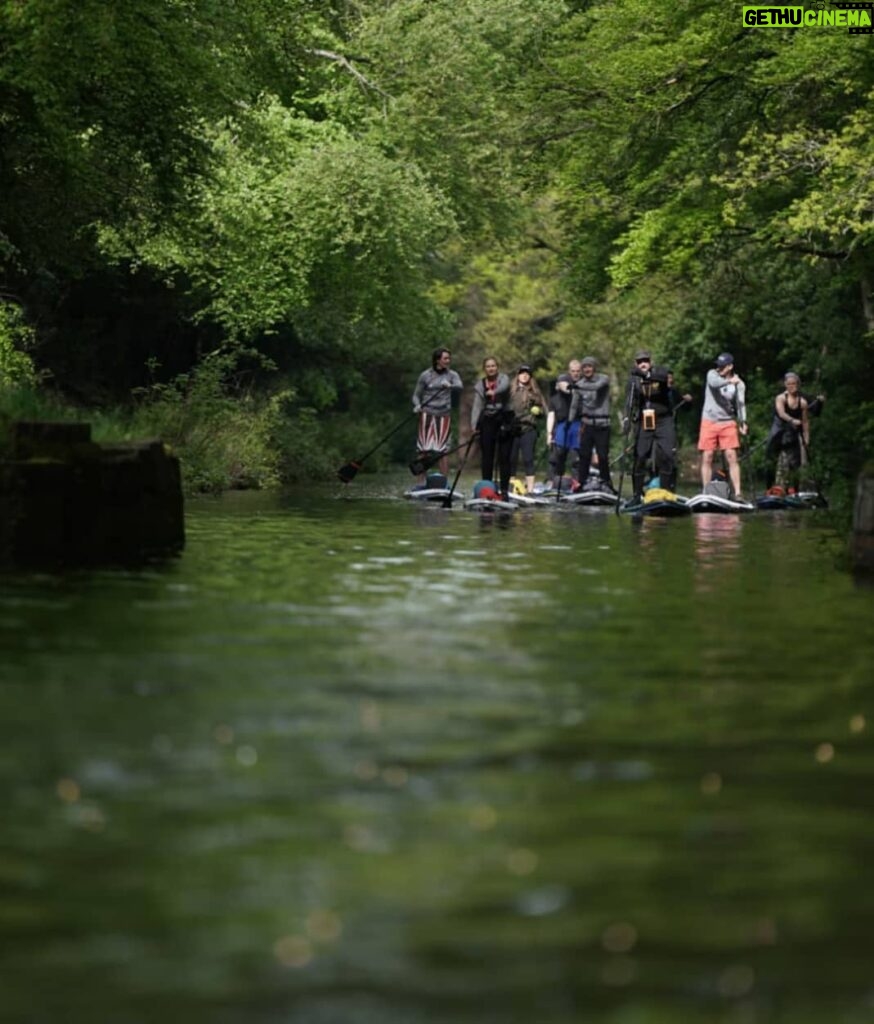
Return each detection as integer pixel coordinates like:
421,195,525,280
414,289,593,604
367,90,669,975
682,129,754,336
0,482,871,1024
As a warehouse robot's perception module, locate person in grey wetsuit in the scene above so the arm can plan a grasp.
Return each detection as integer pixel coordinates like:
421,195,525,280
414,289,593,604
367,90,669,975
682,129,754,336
568,356,615,491
412,347,463,477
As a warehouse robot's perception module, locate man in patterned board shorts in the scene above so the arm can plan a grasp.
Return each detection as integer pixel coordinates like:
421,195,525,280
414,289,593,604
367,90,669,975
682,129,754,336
412,348,463,478
697,352,748,500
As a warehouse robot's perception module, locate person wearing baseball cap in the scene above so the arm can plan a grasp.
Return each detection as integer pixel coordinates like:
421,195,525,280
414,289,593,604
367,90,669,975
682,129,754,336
509,363,546,494
623,350,677,501
697,352,748,500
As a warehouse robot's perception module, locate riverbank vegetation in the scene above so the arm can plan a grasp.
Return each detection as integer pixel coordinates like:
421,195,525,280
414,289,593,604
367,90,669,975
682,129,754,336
2,1,872,502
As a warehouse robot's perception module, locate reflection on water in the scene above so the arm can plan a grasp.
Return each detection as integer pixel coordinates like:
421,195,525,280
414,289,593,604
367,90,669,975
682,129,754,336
0,481,872,1024
693,515,744,592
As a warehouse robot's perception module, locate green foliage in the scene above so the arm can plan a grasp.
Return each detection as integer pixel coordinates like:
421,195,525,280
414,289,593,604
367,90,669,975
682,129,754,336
2,0,873,511
346,0,568,232
0,302,39,388
98,96,456,406
91,345,287,493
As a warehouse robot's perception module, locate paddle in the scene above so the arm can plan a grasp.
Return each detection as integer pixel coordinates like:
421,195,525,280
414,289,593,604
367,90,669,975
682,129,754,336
441,434,477,509
408,439,468,476
738,435,768,462
615,383,637,515
337,391,441,483
798,428,827,506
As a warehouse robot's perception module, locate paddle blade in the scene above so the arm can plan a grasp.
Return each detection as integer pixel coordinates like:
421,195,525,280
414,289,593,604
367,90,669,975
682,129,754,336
337,461,361,483
411,449,447,475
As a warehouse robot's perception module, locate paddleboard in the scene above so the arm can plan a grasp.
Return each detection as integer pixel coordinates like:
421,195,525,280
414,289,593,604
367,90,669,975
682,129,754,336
403,487,462,502
687,493,755,514
463,498,518,512
755,490,827,510
620,496,692,517
557,489,619,507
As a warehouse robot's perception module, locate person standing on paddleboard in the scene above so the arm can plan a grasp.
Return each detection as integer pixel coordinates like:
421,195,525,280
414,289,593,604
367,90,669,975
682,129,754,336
470,356,512,500
509,364,546,495
697,352,748,501
550,359,583,487
625,351,677,502
412,348,463,478
569,355,615,493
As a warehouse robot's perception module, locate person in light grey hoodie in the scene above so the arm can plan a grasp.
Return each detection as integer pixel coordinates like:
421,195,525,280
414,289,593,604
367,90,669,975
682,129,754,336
697,352,748,499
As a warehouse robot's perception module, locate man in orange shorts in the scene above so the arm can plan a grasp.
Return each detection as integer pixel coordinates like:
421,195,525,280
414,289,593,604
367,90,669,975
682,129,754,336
698,352,748,499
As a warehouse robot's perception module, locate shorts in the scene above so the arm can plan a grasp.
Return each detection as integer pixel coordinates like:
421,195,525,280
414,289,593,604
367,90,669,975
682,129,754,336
553,420,580,451
698,418,740,451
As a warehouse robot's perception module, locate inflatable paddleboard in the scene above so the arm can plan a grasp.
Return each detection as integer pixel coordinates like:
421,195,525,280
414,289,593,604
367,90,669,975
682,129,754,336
620,496,692,517
463,497,518,512
687,493,755,514
557,489,619,507
403,487,462,503
755,490,827,510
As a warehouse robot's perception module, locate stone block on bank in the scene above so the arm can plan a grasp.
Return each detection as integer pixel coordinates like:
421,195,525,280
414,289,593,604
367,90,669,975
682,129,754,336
1,421,185,567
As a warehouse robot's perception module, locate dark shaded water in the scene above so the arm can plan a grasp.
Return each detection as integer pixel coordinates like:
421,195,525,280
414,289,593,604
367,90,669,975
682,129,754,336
1,479,873,1023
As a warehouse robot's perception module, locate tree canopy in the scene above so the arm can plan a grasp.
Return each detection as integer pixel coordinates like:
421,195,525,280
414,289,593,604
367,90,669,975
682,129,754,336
1,0,872,497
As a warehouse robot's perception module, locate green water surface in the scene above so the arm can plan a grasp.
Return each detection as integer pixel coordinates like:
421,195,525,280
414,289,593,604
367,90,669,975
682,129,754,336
1,479,872,1024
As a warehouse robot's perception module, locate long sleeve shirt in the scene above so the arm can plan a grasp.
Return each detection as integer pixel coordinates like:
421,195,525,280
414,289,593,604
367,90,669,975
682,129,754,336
701,369,746,425
625,366,671,418
568,373,611,422
470,373,511,430
412,368,463,415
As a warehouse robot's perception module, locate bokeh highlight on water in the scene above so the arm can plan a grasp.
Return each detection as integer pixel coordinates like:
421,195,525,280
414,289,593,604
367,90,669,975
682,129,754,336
1,479,872,1023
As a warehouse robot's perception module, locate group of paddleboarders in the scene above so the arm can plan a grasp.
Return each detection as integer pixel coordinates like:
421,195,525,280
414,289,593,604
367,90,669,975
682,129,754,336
412,346,822,502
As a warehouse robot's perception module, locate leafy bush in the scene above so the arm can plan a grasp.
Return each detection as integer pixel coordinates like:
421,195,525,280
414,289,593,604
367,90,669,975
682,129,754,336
0,302,39,389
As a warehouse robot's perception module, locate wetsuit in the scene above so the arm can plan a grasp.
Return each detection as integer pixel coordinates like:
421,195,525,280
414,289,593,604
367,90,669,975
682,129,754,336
471,373,512,495
569,372,614,490
766,391,806,488
625,365,676,498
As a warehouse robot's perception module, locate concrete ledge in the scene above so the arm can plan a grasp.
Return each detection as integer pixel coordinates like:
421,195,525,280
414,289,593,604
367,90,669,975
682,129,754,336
1,421,185,568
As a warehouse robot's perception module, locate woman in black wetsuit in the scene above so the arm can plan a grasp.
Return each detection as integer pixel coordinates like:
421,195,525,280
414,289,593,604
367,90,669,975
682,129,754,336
765,371,810,491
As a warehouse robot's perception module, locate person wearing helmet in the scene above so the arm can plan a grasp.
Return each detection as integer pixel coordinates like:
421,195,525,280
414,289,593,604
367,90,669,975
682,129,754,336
568,356,615,492
509,364,546,493
697,352,748,500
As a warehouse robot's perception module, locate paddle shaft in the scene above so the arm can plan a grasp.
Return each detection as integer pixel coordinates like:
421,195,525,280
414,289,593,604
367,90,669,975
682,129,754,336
410,438,469,475
442,435,476,508
339,388,444,480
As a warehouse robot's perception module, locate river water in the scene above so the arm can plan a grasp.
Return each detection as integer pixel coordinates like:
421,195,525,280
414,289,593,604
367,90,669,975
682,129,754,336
1,478,873,1024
